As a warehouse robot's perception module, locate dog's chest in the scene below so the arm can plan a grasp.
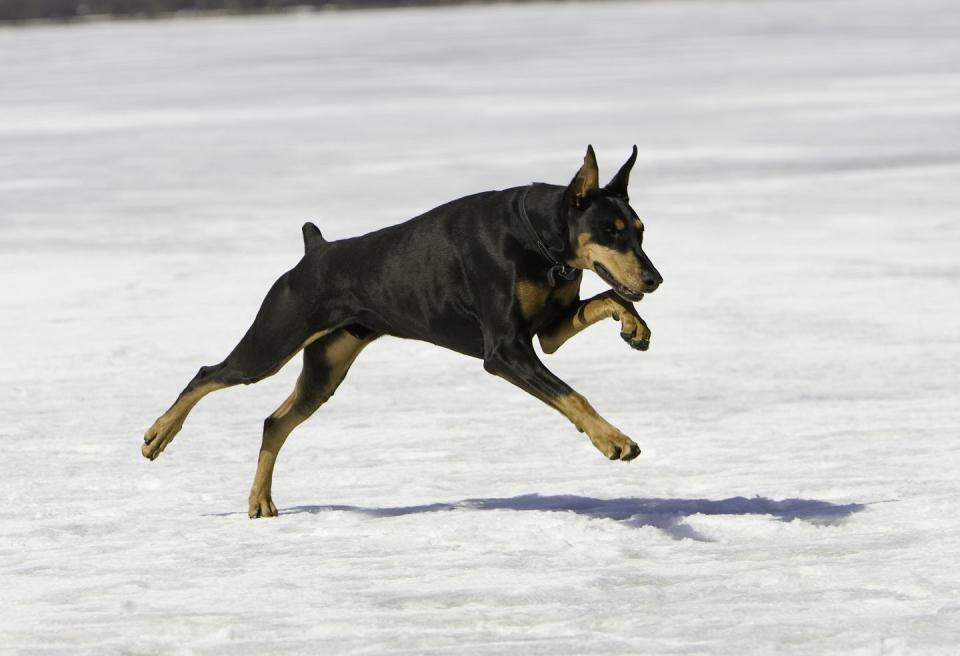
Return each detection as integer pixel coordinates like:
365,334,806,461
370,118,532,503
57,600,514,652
514,276,580,330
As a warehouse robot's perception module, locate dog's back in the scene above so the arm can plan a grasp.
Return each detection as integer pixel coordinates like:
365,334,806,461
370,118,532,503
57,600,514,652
143,146,661,518
298,188,525,357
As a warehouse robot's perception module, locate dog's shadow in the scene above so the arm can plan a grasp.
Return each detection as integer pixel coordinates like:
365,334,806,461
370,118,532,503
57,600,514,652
281,494,867,541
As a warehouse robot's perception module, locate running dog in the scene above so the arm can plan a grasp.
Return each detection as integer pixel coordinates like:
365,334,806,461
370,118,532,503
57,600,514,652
142,145,663,518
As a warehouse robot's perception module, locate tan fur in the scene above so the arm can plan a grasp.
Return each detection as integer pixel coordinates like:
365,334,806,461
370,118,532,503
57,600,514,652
248,330,375,518
568,233,645,292
572,148,599,199
515,279,550,320
141,379,227,459
258,329,333,380
142,329,333,461
551,392,638,460
614,218,626,231
538,291,648,354
516,276,580,324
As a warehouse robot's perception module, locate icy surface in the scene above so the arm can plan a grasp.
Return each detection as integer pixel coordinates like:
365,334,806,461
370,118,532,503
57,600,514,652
2,0,960,653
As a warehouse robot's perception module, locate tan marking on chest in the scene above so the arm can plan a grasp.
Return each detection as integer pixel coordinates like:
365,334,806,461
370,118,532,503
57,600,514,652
516,279,550,320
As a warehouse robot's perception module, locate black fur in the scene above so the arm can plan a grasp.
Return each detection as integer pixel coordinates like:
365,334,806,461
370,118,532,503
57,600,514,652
146,145,663,473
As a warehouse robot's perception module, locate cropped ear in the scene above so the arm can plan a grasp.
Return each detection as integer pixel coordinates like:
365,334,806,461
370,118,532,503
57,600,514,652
567,144,599,208
604,145,637,198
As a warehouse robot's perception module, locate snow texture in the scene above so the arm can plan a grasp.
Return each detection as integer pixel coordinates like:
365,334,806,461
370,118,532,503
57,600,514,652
2,0,960,653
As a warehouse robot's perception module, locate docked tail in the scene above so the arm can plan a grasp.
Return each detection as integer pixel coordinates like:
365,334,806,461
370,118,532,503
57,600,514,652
302,222,328,253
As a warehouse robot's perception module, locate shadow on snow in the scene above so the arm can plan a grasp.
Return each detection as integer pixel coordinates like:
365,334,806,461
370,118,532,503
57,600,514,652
278,494,866,541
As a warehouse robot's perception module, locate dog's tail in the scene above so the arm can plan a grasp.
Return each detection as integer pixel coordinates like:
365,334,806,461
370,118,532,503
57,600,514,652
302,222,328,253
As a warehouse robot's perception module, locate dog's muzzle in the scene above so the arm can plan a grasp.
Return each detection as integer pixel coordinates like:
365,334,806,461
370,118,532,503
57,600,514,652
593,263,645,302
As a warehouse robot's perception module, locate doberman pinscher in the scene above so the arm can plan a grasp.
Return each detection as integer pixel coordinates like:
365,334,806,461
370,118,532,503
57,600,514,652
142,145,663,518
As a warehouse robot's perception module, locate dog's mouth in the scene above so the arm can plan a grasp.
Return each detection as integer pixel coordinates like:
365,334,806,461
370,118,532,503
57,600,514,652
593,263,645,302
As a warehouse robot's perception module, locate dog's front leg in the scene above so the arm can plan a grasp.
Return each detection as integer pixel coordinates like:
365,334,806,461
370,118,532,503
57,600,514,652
538,290,650,354
483,340,640,461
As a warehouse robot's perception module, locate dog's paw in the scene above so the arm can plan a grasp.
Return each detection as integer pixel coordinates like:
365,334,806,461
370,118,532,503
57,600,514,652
590,431,641,462
618,314,651,351
248,490,278,519
620,331,650,351
141,417,183,461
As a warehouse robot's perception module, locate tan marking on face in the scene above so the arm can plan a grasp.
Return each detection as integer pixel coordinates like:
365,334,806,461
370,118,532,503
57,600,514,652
570,233,645,291
614,218,626,231
634,219,642,230
516,279,549,320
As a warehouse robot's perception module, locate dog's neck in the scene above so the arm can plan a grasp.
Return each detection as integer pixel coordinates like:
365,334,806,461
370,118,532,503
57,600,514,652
517,183,574,268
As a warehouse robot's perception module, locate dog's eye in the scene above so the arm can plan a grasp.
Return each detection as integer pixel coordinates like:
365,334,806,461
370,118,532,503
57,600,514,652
602,219,625,236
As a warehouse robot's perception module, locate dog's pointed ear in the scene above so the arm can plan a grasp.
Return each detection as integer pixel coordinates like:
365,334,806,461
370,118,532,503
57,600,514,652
604,145,637,198
567,144,599,208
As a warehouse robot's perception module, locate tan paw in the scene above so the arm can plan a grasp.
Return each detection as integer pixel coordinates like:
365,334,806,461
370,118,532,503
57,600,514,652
141,416,183,461
248,491,278,519
618,313,651,351
590,430,641,461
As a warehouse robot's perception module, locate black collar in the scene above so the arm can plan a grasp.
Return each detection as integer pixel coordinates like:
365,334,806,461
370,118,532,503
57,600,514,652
517,185,578,287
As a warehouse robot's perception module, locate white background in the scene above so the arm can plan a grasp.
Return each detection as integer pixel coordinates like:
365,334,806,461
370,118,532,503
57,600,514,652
2,0,959,652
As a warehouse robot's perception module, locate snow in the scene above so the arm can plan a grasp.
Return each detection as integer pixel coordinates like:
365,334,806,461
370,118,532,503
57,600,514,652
2,0,960,652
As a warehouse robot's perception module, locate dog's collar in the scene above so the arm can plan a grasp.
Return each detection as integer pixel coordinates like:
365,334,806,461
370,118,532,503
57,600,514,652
517,185,578,287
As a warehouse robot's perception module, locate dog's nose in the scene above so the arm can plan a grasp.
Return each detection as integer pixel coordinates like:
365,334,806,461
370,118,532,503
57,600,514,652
643,273,661,291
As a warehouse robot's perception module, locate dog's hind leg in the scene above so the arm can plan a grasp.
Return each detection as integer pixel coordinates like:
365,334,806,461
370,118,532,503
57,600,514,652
141,369,231,461
483,338,640,461
248,326,377,518
142,267,333,461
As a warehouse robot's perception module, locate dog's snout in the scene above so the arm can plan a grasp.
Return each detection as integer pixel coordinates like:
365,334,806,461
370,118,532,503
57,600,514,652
642,272,662,291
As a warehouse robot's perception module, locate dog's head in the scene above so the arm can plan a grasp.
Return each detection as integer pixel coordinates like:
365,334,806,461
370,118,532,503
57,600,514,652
563,145,662,302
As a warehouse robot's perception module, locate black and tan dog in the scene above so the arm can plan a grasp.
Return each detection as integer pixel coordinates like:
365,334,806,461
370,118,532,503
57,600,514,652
143,145,663,518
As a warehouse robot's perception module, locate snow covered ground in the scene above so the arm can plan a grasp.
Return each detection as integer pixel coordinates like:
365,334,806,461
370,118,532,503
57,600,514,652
2,0,960,652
